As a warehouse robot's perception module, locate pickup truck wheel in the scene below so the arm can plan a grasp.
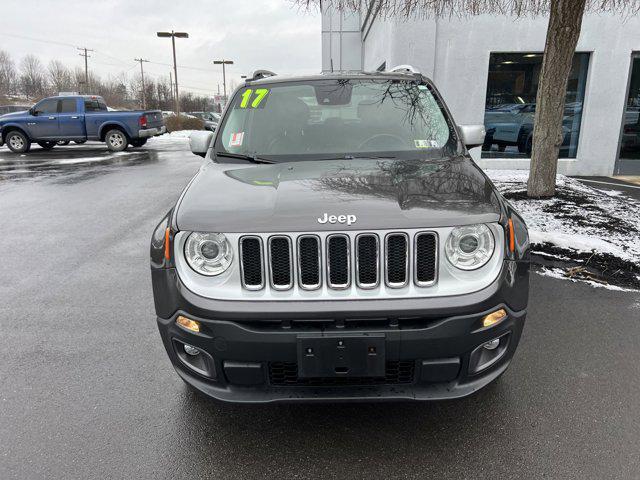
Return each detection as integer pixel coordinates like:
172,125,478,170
38,141,56,150
6,131,31,153
105,129,128,152
74,140,86,144
56,140,70,146
130,138,148,148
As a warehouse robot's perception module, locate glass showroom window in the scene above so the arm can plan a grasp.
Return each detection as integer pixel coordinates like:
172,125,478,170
482,52,590,159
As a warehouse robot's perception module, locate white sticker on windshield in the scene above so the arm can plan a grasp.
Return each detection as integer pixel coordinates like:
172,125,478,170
414,139,430,148
229,132,244,147
418,85,428,90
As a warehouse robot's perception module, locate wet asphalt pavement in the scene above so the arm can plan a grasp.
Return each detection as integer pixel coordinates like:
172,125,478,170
1,140,639,479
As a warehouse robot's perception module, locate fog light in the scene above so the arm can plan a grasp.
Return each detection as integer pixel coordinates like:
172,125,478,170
482,308,507,328
184,344,200,356
483,339,500,350
176,315,200,333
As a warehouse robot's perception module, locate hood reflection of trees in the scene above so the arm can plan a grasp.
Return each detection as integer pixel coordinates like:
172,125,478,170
311,159,499,212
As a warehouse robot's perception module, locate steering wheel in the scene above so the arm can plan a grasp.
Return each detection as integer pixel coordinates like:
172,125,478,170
357,133,407,151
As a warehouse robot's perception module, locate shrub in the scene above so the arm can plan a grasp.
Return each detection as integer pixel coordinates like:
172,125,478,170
164,115,205,132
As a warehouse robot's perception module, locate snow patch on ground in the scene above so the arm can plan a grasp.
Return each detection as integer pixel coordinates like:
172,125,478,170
486,170,640,263
152,130,198,142
486,170,640,290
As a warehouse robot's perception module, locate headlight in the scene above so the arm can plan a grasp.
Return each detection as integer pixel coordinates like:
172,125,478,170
445,224,495,270
184,232,233,276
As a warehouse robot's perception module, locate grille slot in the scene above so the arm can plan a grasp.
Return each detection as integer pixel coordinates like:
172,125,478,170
327,234,350,289
415,232,438,286
385,233,409,287
297,235,321,290
269,361,415,386
239,236,264,290
356,234,379,288
268,236,293,290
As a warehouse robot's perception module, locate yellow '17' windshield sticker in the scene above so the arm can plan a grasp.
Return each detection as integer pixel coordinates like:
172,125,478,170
239,88,270,108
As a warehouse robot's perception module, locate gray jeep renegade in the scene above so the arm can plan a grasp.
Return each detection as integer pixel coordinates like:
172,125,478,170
150,67,530,403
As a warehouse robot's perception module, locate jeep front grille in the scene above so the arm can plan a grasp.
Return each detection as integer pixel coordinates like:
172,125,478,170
240,231,437,292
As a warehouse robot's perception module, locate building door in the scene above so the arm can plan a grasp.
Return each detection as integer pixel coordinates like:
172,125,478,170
615,54,640,174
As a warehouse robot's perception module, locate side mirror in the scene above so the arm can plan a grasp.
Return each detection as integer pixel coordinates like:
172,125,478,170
29,107,37,116
189,131,214,158
458,124,486,148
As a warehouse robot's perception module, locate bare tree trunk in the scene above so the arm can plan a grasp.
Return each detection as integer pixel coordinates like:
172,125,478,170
527,0,587,198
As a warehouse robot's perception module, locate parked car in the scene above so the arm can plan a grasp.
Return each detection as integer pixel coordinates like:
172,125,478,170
483,103,536,152
188,111,219,131
150,68,530,403
0,95,165,153
0,105,30,116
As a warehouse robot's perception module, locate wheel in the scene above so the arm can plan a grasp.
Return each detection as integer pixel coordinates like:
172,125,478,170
5,130,31,153
130,138,148,148
74,140,86,144
56,140,70,146
105,129,129,152
38,141,56,150
481,133,493,151
517,126,532,153
525,134,533,156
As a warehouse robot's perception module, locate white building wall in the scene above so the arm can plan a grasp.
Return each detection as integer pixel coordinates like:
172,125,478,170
322,8,363,72
359,12,640,175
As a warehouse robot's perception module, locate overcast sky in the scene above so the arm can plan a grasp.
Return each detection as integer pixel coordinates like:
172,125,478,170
0,0,320,96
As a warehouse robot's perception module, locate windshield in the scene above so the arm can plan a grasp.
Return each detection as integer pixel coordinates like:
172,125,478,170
214,79,457,162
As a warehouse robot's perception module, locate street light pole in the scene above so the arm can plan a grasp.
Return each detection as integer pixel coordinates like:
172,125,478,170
134,58,149,109
213,59,234,102
157,30,189,117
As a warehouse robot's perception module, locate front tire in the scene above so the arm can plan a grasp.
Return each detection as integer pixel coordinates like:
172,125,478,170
105,129,128,152
130,138,148,148
5,130,31,153
56,140,70,146
38,141,56,150
74,140,86,144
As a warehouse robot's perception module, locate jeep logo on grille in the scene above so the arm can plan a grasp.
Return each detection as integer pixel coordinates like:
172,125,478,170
317,213,357,226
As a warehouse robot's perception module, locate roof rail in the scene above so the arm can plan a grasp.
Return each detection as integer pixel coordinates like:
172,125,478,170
388,64,420,74
249,69,277,81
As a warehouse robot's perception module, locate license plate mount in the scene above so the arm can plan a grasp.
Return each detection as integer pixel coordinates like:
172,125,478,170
297,334,386,378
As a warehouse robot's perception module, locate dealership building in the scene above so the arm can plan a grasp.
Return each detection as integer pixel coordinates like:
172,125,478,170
321,7,640,175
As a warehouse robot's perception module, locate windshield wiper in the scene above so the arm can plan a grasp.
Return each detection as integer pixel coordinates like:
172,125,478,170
214,151,274,164
313,154,397,160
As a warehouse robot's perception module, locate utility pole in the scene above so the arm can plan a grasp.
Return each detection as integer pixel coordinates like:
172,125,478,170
213,59,234,102
77,47,94,93
134,58,150,109
169,71,174,109
157,31,189,117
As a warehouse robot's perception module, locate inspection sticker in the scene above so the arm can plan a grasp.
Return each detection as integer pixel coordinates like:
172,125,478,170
229,132,244,147
414,139,430,148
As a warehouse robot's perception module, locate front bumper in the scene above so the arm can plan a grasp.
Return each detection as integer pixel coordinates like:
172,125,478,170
153,260,529,403
138,125,167,138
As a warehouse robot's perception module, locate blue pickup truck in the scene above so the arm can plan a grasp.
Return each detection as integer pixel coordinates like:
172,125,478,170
0,95,165,153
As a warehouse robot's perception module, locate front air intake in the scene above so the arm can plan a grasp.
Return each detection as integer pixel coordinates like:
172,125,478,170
268,236,293,290
327,234,350,289
385,233,409,288
239,236,264,290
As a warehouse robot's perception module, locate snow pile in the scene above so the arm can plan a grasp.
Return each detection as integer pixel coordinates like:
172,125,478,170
152,130,198,143
487,170,640,289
